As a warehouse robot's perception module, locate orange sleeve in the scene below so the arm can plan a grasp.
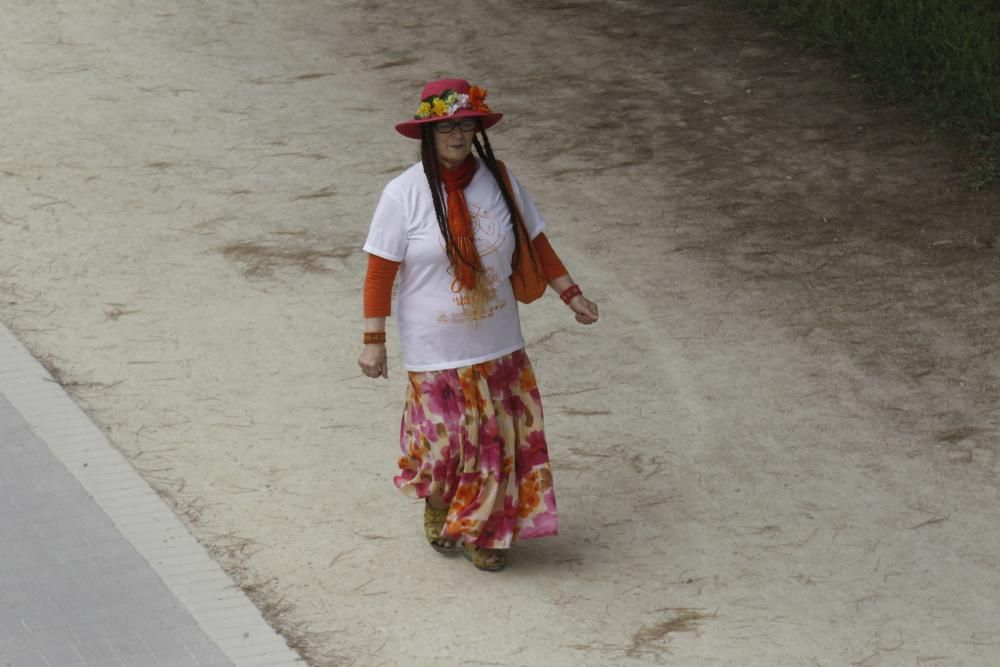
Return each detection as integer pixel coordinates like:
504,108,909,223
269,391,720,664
532,233,569,282
363,254,400,318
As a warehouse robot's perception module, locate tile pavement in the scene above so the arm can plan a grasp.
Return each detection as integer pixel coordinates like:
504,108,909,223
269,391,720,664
0,324,304,667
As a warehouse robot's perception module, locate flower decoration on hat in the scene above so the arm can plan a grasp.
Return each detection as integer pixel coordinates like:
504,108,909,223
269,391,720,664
414,86,492,120
395,78,502,139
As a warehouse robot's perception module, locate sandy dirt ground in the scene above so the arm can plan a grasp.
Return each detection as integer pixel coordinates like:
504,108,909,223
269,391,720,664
3,0,1000,665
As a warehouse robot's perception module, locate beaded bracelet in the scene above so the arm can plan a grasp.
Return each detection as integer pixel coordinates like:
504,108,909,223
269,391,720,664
559,284,582,305
363,331,387,344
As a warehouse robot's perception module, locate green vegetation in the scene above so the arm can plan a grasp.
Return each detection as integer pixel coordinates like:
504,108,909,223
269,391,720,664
743,0,1000,188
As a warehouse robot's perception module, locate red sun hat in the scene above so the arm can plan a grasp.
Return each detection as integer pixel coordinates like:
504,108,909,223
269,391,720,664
394,78,503,139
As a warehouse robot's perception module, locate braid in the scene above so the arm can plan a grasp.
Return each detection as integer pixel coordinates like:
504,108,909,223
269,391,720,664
473,124,534,268
420,124,451,252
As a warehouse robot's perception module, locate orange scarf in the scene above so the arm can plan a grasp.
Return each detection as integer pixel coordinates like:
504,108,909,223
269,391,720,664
439,155,481,291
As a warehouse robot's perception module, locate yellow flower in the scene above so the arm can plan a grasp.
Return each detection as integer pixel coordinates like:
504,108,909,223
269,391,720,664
415,101,432,119
432,98,449,117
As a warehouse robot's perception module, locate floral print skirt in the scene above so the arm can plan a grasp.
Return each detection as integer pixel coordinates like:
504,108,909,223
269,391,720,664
394,349,558,550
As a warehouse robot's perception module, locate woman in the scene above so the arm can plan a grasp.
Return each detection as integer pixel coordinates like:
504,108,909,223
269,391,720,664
358,78,598,571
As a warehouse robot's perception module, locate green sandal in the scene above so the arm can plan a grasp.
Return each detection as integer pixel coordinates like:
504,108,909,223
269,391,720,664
424,501,457,554
462,543,508,572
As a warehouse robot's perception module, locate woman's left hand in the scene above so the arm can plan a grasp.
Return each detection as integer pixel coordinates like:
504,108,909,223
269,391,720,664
568,295,598,325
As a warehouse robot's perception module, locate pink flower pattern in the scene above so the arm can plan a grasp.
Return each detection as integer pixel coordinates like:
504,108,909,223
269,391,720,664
394,349,558,549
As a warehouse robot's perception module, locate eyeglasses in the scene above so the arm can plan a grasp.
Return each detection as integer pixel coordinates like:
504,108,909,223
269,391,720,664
433,118,478,134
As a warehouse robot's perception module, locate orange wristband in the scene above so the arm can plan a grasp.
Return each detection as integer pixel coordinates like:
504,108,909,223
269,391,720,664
559,284,582,304
363,331,387,344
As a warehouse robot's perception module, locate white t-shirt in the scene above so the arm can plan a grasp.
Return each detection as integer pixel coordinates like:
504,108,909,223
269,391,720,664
363,158,546,371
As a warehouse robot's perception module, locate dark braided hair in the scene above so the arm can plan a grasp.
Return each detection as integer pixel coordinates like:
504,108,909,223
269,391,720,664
420,119,536,276
472,124,536,270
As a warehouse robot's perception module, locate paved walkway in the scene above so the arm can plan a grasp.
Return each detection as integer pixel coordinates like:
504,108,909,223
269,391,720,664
0,323,303,667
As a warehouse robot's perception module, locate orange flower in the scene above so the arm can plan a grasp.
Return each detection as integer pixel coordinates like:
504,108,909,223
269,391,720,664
445,516,478,536
468,86,490,112
519,366,537,394
518,471,542,518
459,368,481,408
452,482,478,510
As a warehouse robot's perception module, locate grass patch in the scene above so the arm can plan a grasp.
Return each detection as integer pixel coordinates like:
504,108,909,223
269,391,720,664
743,0,1000,188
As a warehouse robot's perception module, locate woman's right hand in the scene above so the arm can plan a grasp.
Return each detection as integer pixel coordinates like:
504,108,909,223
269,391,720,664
359,343,389,379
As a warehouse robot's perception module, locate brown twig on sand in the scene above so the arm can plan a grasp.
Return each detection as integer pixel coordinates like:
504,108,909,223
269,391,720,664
627,607,714,656
220,240,352,278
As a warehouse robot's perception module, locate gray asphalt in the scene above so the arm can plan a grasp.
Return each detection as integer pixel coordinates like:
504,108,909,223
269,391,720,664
0,323,303,667
0,393,234,667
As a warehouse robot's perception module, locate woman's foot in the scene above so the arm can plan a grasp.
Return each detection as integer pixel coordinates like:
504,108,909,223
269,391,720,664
462,543,508,572
424,499,457,554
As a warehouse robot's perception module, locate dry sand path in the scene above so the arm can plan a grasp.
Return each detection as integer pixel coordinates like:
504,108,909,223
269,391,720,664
3,1,999,665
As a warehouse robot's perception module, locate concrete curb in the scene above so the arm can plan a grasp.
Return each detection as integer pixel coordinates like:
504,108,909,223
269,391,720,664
0,322,304,667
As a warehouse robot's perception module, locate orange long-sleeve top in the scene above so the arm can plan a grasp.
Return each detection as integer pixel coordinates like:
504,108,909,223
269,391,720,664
363,232,568,318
